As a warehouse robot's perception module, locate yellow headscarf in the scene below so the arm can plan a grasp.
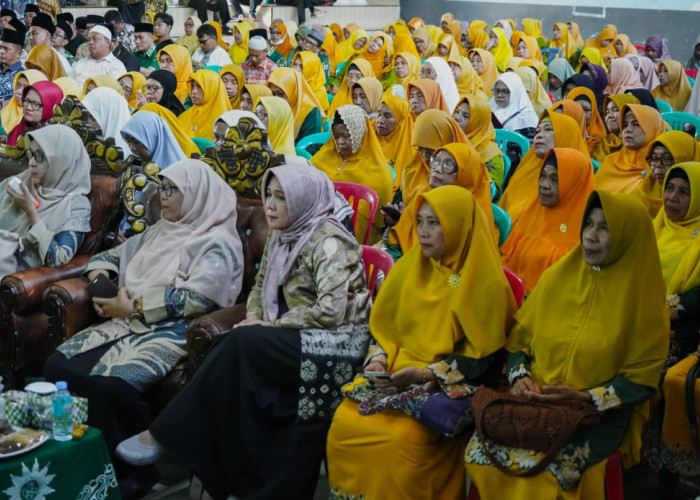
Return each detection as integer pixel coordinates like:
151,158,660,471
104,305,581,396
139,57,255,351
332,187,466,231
595,104,665,194
118,71,147,110
639,132,698,217
292,51,329,112
329,23,344,42
158,44,192,104
176,16,202,55
353,77,383,115
363,32,391,77
241,83,271,110
139,103,200,158
25,45,66,80
388,52,420,95
468,20,489,50
207,21,228,49
652,60,693,112
469,48,498,97
373,185,516,371
321,28,344,75
53,77,81,100
339,29,368,61
257,95,296,156
551,98,587,138
407,79,449,118
584,24,618,62
507,189,668,467
512,33,544,63
412,28,436,59
448,54,486,99
444,21,464,48
178,70,232,139
549,22,577,60
457,95,503,163
515,66,552,117
567,21,584,48
592,94,639,163
578,47,603,69
403,109,467,206
407,18,425,33
229,23,251,64
521,18,543,39
376,95,420,192
440,13,454,27
392,34,420,60
615,34,637,56
489,27,512,73
567,86,606,153
267,67,326,137
501,148,594,291
82,75,124,97
327,58,374,118
437,32,462,61
1,70,46,134
219,64,245,109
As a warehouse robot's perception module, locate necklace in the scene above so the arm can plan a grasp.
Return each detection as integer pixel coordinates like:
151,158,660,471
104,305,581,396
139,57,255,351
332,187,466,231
337,158,348,171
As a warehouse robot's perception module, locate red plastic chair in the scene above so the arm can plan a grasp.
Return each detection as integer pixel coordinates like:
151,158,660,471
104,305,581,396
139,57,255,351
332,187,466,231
634,44,645,53
334,181,379,245
360,245,394,296
686,69,698,79
503,268,525,307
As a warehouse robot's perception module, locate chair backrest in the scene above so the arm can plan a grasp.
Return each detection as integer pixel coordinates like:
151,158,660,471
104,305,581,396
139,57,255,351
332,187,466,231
491,203,511,247
192,137,214,154
655,99,673,113
334,181,379,244
591,158,601,173
503,267,524,307
540,47,563,64
295,131,332,159
494,129,531,158
686,68,698,79
361,245,394,296
689,76,696,88
79,175,123,255
662,111,700,139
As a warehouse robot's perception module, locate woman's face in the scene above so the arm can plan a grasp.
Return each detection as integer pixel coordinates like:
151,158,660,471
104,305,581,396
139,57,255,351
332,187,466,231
269,26,281,43
233,27,243,44
408,87,426,115
145,78,165,104
240,90,254,111
118,75,134,99
575,98,592,126
351,86,371,114
27,142,49,186
437,43,448,57
428,149,458,188
22,88,43,124
292,56,303,72
581,207,611,267
332,122,353,158
367,36,383,54
604,101,620,133
159,178,184,222
14,76,28,106
664,176,692,222
394,56,409,78
190,80,204,106
516,39,529,59
264,176,291,230
353,37,367,50
413,36,425,53
493,81,511,108
533,119,555,158
416,201,445,260
254,103,269,128
268,83,289,103
221,73,239,99
552,25,561,40
346,68,363,89
124,133,151,161
658,64,669,86
469,53,483,75
184,19,194,36
213,120,228,146
417,147,434,164
452,101,470,131
158,53,176,74
448,62,461,81
538,163,559,207
645,46,658,60
375,103,397,136
621,109,645,149
614,40,624,54
647,144,674,184
420,62,437,80
547,73,562,89
85,82,97,94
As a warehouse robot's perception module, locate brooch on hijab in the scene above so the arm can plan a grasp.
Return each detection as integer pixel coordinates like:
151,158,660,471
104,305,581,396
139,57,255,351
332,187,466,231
559,223,567,233
592,265,601,272
693,227,699,239
448,274,460,288
337,158,348,171
191,125,198,132
640,169,648,179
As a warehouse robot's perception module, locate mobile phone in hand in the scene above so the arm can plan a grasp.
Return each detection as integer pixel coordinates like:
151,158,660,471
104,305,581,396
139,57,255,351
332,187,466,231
87,273,119,299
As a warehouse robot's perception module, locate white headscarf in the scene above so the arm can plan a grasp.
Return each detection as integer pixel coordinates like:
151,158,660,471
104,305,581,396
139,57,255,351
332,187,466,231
216,110,272,148
82,87,131,153
490,71,539,131
424,56,460,112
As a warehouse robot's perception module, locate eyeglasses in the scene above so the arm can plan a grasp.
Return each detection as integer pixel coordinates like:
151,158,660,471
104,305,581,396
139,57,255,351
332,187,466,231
492,87,510,96
429,155,458,174
646,155,674,167
22,98,42,110
27,148,45,162
145,84,163,93
158,183,177,197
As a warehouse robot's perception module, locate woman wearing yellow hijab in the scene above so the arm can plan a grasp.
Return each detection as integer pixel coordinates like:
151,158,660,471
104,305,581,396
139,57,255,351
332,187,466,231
82,75,125,97
363,33,392,78
521,18,543,40
393,33,420,60
412,27,436,59
652,60,693,111
468,49,498,97
437,32,462,62
139,103,200,158
501,148,594,291
267,67,325,141
219,64,245,109
0,70,46,136
448,54,486,99
327,58,374,118
444,21,464,47
584,24,618,63
468,20,489,50
229,23,251,64
343,23,360,38
638,131,698,217
467,189,668,497
577,47,603,70
329,23,344,42
328,185,515,500
515,66,552,117
549,22,578,60
375,96,420,193
240,83,271,111
321,28,344,76
25,45,66,80
339,29,368,61
488,27,513,73
118,71,147,111
387,52,420,96
614,34,637,57
440,12,454,29
567,21,584,47
158,44,192,104
206,21,228,50
178,69,231,139
407,17,424,34
255,95,296,156
592,94,639,163
567,86,606,153
513,33,544,63
53,77,81,99
351,77,383,119
292,51,329,112
595,103,665,194
176,16,202,55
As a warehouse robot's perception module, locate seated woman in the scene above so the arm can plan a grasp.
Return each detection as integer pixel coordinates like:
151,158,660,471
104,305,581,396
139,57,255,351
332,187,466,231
0,70,46,140
25,45,67,80
83,75,125,97
137,69,186,117
311,104,392,243
592,94,639,163
327,58,374,117
514,66,552,118
375,96,421,194
157,44,193,104
6,81,63,146
178,69,231,139
567,86,606,154
488,26,513,73
421,56,460,112
239,83,271,111
606,58,642,96
550,99,588,139
387,52,419,97
595,103,665,194
327,185,517,499
291,51,330,112
219,64,245,109
453,95,505,191
501,148,594,292
121,111,188,167
254,95,296,156
267,67,325,143
82,87,131,153
118,71,147,112
138,103,200,159
466,190,668,498
638,131,698,216
175,15,202,55
351,77,383,119
0,124,91,278
45,159,244,495
412,27,436,60
468,48,498,98
449,54,487,101
652,60,693,112
407,79,449,118
117,164,371,499
545,57,576,102
490,72,539,140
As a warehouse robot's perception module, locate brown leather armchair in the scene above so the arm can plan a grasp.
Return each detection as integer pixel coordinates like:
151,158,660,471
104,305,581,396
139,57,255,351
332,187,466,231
42,198,268,412
0,175,122,389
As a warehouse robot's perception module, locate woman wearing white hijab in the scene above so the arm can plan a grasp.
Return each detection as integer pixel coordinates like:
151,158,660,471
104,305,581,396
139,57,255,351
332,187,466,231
422,56,461,112
213,109,268,147
0,124,91,278
82,87,132,153
490,71,539,139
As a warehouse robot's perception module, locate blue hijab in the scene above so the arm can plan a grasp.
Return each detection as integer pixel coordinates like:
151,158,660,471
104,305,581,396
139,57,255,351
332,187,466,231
120,111,187,168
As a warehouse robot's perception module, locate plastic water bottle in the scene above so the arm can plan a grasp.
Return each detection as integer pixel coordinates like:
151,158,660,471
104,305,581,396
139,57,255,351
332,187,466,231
51,381,72,442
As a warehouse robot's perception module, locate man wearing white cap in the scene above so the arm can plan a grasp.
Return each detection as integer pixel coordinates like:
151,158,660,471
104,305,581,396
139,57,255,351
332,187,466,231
73,23,127,86
241,33,277,84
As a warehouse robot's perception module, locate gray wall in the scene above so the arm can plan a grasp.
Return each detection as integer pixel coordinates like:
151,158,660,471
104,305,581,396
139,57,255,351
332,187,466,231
399,1,700,64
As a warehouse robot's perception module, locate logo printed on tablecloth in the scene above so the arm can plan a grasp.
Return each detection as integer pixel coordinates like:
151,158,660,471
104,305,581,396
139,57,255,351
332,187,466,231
3,459,55,500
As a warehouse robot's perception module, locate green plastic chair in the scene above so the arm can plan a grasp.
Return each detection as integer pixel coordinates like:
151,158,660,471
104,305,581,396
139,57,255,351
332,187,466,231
192,137,214,154
491,204,511,247
662,111,700,139
655,99,673,113
689,76,695,88
494,129,530,157
592,159,601,173
327,93,334,104
295,131,332,159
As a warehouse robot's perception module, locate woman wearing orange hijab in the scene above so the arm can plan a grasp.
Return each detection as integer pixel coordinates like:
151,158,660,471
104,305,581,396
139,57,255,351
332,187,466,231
407,79,449,118
407,17,424,34
25,45,67,80
584,24,618,64
592,94,639,163
468,49,498,97
219,64,245,109
363,33,392,78
549,22,578,60
652,60,693,111
269,22,295,64
501,147,594,291
444,21,464,48
551,98,588,140
567,87,606,153
322,28,344,77
375,96,420,193
595,103,665,194
329,23,344,42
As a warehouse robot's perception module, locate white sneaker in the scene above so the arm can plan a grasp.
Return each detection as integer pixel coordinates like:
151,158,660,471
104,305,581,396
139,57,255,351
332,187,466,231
116,434,164,466
311,7,325,18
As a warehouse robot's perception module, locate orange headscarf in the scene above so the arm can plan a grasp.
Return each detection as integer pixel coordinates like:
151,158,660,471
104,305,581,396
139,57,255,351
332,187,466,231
376,95,420,192
206,21,228,49
322,28,344,75
219,64,245,109
592,94,640,163
25,45,66,80
271,22,295,57
407,18,425,33
329,23,344,42
327,58,374,118
444,21,464,49
363,32,391,77
468,49,498,97
407,79,449,118
652,60,693,112
584,24,618,62
267,67,326,137
551,99,587,139
567,87,606,153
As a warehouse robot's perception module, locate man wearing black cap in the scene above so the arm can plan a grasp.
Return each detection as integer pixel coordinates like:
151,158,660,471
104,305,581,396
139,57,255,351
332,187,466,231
132,22,157,76
85,14,105,30
0,9,16,32
0,28,24,106
153,12,174,51
73,23,127,85
29,13,73,75
59,12,87,56
23,3,38,28
52,20,75,63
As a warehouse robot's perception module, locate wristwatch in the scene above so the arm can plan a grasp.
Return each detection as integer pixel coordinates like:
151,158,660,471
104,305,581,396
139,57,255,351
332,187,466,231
130,298,144,322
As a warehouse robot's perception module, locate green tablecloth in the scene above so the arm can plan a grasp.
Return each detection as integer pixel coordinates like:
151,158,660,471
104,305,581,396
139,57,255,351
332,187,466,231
0,427,121,499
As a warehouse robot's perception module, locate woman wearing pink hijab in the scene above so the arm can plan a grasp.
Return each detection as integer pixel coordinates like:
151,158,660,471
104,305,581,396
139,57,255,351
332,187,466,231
606,58,642,96
624,54,661,92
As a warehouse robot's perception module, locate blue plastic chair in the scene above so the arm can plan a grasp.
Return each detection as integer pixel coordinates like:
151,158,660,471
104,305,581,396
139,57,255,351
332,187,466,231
491,204,511,247
662,111,700,139
192,137,214,154
327,92,334,104
689,76,695,88
541,47,563,64
490,182,497,201
321,118,331,133
494,129,530,157
592,158,601,173
295,131,332,159
655,99,673,113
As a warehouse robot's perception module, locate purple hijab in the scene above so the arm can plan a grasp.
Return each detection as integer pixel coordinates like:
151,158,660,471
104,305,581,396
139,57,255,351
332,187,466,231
580,62,608,111
259,164,344,321
645,35,671,63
